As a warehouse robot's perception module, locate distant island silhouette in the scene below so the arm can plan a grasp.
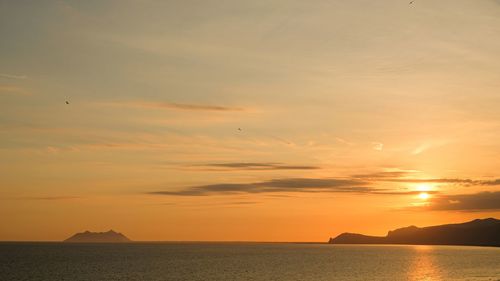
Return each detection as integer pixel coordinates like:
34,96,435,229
329,218,500,247
64,230,131,243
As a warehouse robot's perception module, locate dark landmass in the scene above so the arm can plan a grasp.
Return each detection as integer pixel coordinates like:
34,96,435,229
329,218,500,247
64,230,131,243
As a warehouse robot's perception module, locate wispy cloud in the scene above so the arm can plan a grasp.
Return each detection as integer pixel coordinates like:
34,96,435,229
384,178,476,184
383,178,500,186
352,170,500,186
335,137,355,146
17,196,81,201
352,171,416,179
152,102,243,112
100,101,243,112
147,169,500,197
479,179,500,186
422,191,500,212
0,85,30,96
220,201,261,206
191,162,320,171
0,73,27,80
412,140,450,155
372,142,384,151
148,177,389,196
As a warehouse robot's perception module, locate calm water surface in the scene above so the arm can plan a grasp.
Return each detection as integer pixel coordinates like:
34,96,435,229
0,243,499,281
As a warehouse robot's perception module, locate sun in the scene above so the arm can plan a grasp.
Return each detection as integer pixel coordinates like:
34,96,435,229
418,192,430,200
414,183,434,200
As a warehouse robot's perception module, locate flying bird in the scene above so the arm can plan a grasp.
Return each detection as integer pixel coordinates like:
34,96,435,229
238,128,242,131
409,1,414,4
65,101,70,105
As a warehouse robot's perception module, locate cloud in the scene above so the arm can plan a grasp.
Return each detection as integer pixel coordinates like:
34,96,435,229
0,73,27,80
101,101,243,112
18,196,81,201
192,162,320,171
222,201,261,205
412,143,431,155
147,168,500,196
412,140,450,155
148,177,393,196
383,178,500,186
152,102,243,112
335,137,354,146
35,196,80,200
479,179,500,186
352,171,415,179
423,191,500,211
0,85,29,96
351,171,500,186
374,190,440,196
372,142,384,151
384,178,476,184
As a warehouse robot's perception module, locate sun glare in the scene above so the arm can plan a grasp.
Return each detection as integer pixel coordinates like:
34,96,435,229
418,192,430,200
416,184,432,192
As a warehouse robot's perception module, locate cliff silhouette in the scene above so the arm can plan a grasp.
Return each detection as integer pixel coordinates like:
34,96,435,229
329,218,500,247
64,230,131,243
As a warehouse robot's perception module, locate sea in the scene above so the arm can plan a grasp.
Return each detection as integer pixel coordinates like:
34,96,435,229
0,243,499,281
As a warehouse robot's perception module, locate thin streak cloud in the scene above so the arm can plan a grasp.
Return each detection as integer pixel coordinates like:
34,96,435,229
193,162,320,171
101,101,244,112
34,196,80,200
0,85,29,96
147,171,500,197
422,191,500,212
13,196,81,201
148,177,388,196
383,178,500,186
0,73,27,79
351,171,500,186
352,171,416,179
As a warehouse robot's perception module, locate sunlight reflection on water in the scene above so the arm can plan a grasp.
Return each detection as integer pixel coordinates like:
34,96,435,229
0,243,499,281
409,245,443,281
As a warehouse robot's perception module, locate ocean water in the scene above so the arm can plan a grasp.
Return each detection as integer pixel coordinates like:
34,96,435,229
0,243,499,281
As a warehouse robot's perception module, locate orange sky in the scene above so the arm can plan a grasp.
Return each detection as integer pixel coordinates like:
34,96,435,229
1,0,500,241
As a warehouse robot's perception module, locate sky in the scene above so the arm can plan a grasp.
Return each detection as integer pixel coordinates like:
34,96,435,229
1,0,500,242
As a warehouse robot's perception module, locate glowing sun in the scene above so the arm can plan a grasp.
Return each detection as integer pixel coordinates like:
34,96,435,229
418,192,430,200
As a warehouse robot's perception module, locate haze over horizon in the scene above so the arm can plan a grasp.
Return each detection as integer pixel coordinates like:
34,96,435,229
1,0,500,242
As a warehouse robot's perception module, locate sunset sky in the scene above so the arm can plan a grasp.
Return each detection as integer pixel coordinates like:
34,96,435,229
1,0,500,242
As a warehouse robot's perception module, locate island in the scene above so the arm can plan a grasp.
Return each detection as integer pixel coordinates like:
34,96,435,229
64,230,131,243
328,218,500,247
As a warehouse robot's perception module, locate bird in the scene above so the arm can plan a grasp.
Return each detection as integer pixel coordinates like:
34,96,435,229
65,101,69,105
409,1,414,4
238,128,242,131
